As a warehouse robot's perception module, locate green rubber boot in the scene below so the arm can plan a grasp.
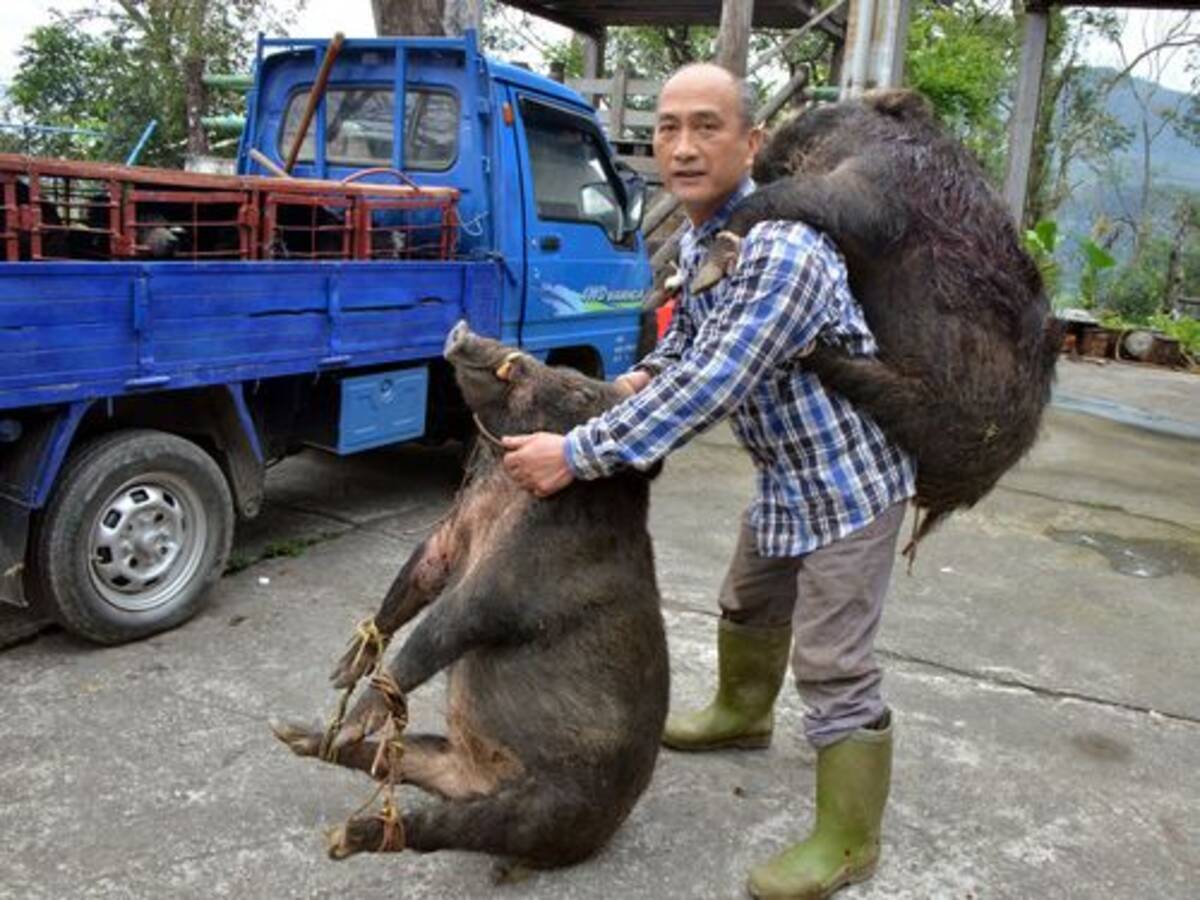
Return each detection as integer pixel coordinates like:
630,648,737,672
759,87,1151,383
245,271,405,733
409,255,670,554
662,619,792,751
747,714,893,899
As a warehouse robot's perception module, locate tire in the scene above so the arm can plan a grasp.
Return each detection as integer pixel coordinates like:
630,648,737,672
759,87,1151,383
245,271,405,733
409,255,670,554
28,429,234,645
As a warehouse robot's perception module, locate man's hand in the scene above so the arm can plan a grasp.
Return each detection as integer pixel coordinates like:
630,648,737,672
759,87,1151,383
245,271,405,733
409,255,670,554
501,432,574,497
614,369,652,397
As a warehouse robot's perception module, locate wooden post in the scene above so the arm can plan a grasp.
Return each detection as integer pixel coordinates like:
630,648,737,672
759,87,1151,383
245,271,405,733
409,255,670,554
715,0,755,76
581,31,607,107
1003,5,1050,226
611,64,629,142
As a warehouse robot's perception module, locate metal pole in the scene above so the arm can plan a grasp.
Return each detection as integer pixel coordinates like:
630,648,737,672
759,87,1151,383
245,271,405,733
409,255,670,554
842,0,878,98
124,120,158,166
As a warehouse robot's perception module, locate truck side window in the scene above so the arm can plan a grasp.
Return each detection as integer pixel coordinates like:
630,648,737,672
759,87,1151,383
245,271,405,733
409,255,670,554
520,99,627,243
280,87,459,171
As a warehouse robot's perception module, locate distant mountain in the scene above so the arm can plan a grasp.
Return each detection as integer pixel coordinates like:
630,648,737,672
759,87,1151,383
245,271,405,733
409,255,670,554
1085,67,1199,190
1049,67,1197,288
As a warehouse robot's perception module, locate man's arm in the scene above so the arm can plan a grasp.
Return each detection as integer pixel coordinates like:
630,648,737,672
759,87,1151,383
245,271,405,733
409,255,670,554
503,223,847,495
633,292,695,378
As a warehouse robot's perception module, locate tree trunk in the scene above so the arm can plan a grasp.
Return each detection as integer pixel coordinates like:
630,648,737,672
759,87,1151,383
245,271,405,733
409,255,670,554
715,0,755,76
372,0,446,36
182,55,210,157
442,0,482,36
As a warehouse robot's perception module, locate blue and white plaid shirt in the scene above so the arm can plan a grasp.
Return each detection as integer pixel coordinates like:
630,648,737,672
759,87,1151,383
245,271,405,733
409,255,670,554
564,179,915,557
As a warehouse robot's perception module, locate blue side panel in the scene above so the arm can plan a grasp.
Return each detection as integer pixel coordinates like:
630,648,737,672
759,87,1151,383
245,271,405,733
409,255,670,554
0,259,501,410
336,367,428,454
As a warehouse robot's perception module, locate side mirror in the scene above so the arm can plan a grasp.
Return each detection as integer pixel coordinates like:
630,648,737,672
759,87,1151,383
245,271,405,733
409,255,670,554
615,162,647,237
580,182,624,242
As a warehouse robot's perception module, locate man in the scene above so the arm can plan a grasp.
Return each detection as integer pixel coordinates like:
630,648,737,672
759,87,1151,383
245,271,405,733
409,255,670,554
502,63,914,900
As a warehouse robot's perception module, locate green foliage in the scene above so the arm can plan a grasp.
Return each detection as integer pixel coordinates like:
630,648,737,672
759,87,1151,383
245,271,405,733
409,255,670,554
7,2,301,167
1023,219,1061,296
1097,311,1200,356
905,0,1015,179
1150,314,1200,356
1077,237,1116,309
4,21,128,158
1103,235,1172,318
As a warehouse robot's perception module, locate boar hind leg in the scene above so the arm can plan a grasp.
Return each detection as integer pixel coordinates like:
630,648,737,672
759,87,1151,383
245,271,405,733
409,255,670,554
331,779,596,867
802,345,926,451
330,525,458,689
272,718,455,783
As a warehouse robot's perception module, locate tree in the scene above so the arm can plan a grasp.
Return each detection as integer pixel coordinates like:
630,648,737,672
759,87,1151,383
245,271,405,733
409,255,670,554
906,0,1017,180
372,0,445,36
7,2,301,167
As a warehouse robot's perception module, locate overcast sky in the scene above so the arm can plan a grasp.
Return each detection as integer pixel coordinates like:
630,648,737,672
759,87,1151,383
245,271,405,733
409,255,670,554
0,1,1194,93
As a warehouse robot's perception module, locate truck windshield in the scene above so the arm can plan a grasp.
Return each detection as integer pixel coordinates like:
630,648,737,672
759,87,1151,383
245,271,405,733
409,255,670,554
280,87,459,170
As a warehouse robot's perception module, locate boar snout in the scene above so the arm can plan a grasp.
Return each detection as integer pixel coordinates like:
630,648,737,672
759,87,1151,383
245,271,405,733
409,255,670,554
443,319,472,361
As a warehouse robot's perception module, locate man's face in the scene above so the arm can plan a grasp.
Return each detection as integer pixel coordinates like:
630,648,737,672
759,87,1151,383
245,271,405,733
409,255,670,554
653,67,762,225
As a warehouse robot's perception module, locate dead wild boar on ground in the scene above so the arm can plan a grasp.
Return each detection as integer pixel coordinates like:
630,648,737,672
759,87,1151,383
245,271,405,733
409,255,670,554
271,320,669,871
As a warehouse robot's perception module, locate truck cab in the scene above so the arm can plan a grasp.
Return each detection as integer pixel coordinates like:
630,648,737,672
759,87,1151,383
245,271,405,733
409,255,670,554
241,31,652,374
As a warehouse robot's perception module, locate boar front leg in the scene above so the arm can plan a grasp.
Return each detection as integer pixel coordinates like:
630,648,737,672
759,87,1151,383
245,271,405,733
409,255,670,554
690,160,906,294
330,522,460,690
332,578,530,749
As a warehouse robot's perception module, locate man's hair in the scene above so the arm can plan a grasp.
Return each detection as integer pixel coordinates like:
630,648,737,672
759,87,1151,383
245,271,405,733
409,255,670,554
666,63,758,131
737,79,758,131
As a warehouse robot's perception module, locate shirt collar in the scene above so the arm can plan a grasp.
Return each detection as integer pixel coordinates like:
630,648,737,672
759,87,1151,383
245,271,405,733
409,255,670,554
686,177,756,246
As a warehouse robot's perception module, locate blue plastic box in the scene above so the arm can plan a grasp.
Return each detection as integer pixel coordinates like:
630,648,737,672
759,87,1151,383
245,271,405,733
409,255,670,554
332,367,429,454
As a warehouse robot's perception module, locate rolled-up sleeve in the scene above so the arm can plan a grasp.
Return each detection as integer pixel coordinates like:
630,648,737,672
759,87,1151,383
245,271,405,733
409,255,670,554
565,223,839,480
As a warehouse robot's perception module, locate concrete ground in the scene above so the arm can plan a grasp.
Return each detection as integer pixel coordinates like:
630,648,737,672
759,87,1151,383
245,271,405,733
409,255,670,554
1,359,1197,899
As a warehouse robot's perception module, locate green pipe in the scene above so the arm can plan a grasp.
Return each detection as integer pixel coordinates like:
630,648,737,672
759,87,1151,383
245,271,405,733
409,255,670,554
201,115,246,134
805,86,841,102
203,73,253,90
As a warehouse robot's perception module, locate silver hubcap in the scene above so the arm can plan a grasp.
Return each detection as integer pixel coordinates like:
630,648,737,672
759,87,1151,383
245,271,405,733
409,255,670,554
89,473,208,613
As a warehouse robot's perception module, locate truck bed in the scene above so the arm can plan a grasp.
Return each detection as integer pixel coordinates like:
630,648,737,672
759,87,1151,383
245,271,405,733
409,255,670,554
0,258,500,409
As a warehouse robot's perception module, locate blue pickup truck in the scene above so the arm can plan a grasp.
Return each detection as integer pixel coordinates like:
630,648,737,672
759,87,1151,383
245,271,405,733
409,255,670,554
0,31,653,644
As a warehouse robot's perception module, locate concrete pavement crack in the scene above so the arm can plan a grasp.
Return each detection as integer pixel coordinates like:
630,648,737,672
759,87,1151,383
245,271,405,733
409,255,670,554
663,603,1200,727
995,484,1200,536
877,647,1200,726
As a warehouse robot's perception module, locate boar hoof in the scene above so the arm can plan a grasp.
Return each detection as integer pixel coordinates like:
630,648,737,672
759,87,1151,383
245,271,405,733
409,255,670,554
326,814,403,859
325,824,359,860
329,618,389,690
269,718,324,758
332,686,393,750
690,231,743,294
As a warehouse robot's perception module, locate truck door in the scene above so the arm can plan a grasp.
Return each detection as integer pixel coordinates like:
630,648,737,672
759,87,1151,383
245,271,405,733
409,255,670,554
508,91,648,369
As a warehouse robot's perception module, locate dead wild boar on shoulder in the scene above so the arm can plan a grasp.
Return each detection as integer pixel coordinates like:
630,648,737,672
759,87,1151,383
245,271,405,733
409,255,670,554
272,321,669,871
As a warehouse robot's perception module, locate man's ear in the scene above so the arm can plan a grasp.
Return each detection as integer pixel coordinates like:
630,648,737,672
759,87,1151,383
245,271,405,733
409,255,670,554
746,126,765,167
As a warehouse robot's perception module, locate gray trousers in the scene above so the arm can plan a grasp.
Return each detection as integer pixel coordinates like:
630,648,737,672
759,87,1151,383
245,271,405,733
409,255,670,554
719,502,907,748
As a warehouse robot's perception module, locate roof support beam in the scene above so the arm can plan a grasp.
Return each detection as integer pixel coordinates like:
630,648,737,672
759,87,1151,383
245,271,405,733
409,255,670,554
1003,6,1051,225
500,1,604,41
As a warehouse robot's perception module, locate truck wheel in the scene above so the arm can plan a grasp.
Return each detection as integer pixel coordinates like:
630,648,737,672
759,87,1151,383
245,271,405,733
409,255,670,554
28,429,234,645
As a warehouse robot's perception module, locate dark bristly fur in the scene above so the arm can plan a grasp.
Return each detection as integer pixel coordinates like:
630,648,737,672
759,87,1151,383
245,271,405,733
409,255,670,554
273,325,669,872
712,89,1061,547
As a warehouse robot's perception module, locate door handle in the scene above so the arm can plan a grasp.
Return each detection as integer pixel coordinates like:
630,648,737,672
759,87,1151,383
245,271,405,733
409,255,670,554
538,235,561,252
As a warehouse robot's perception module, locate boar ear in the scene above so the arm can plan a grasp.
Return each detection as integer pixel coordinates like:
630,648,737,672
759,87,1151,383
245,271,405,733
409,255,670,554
494,351,528,382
